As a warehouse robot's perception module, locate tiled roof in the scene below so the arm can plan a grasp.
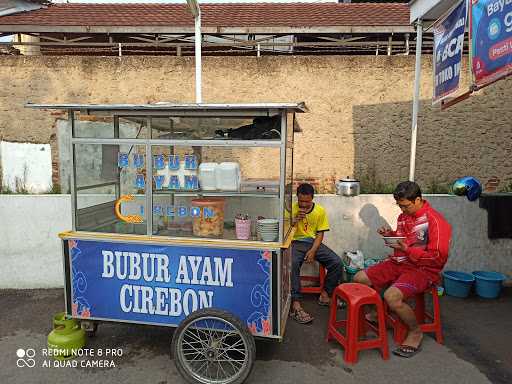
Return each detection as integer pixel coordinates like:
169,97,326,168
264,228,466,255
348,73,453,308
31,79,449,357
0,3,410,27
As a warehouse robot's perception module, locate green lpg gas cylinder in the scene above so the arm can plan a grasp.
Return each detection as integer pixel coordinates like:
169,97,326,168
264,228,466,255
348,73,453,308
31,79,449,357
47,312,86,360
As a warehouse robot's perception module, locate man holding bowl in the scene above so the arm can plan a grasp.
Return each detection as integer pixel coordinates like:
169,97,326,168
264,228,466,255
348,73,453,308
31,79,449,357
354,181,452,358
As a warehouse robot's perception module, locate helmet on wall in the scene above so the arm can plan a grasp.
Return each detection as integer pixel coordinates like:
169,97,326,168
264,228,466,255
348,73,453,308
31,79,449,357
452,177,482,201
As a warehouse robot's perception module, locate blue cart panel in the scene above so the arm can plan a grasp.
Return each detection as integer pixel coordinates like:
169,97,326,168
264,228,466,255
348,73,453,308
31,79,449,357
64,239,278,337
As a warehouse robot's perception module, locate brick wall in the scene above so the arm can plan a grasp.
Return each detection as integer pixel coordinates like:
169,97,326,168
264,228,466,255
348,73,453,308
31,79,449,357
0,55,510,193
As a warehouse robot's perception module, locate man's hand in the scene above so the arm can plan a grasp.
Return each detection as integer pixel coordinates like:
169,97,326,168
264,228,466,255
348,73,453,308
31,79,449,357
304,249,316,263
377,226,393,237
293,209,307,226
386,240,407,252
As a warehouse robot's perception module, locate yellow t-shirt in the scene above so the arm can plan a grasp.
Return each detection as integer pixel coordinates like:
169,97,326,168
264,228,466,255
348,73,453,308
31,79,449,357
292,202,330,241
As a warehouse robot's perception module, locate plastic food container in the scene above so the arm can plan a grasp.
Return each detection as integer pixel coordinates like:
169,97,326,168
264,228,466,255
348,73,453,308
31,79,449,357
215,162,241,191
472,271,506,299
198,163,218,191
191,198,225,238
442,271,475,298
235,218,251,240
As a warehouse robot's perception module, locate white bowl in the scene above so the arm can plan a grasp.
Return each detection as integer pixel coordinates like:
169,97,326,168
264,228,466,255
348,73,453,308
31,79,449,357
382,236,406,245
257,219,279,225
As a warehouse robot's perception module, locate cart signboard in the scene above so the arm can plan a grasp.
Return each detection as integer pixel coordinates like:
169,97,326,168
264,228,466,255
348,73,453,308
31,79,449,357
471,0,512,88
67,239,273,337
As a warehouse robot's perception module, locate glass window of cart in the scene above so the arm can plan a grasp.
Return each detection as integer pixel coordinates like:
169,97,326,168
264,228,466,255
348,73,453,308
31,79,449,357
74,143,146,235
73,112,148,139
150,145,281,241
151,115,282,140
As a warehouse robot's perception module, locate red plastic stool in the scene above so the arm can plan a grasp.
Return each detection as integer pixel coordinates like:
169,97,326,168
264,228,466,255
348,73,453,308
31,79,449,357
326,283,389,364
300,264,326,294
385,286,443,345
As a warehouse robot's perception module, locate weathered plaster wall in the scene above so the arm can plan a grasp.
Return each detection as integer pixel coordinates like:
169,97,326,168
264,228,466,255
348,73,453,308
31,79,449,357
0,55,511,192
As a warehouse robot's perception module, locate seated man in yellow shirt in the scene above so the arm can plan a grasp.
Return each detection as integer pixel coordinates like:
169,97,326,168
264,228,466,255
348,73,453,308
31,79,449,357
290,183,343,324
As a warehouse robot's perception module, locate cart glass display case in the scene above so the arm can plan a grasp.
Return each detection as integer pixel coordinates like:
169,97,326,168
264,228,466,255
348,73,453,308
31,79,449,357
66,104,303,244
27,103,305,384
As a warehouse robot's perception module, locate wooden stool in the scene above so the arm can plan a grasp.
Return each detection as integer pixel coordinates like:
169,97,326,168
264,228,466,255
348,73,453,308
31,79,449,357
386,286,443,344
326,283,389,364
300,264,326,294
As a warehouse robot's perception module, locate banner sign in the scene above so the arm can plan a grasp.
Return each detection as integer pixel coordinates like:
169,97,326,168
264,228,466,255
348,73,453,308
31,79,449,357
433,0,467,103
471,0,512,88
68,239,273,336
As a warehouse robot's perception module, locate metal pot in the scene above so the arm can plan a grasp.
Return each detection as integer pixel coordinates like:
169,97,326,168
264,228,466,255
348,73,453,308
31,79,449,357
336,177,360,197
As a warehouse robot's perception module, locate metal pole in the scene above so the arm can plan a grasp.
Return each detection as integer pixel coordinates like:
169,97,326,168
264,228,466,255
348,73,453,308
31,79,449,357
194,13,202,103
409,19,423,182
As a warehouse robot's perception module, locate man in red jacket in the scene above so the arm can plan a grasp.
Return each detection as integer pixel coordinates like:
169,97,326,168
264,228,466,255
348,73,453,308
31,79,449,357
354,181,452,358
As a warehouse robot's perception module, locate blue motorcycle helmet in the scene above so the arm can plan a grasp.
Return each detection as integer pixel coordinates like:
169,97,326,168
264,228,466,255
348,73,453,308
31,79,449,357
452,177,482,201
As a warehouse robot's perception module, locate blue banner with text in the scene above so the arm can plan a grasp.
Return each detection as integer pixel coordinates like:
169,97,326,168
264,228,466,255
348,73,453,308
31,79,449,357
68,239,273,336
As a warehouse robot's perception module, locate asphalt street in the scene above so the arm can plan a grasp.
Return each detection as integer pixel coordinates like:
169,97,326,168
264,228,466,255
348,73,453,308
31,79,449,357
1,288,510,384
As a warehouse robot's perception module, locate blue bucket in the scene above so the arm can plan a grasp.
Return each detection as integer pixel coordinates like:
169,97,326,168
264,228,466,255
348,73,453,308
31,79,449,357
442,271,475,298
472,271,506,299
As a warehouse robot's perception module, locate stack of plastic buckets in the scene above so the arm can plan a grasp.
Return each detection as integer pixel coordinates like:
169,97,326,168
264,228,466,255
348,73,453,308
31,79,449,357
472,271,506,299
442,271,475,298
442,270,507,299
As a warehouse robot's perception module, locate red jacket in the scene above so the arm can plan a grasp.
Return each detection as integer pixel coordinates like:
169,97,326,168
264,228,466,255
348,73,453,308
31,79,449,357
390,200,452,280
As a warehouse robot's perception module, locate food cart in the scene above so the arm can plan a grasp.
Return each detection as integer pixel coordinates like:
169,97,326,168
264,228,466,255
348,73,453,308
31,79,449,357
27,102,306,384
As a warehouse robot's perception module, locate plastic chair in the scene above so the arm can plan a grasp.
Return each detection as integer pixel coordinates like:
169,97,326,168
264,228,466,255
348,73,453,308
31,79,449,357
326,283,389,364
300,264,326,294
385,285,443,344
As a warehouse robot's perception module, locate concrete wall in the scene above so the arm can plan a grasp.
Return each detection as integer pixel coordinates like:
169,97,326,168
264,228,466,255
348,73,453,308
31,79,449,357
1,55,511,193
0,194,510,289
0,195,71,289
0,141,52,192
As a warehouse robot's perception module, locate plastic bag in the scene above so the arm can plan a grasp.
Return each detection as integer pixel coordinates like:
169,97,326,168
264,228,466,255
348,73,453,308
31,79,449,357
343,250,364,270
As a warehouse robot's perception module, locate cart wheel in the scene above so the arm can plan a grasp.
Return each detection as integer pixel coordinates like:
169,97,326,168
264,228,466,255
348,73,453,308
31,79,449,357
171,308,256,384
80,320,98,338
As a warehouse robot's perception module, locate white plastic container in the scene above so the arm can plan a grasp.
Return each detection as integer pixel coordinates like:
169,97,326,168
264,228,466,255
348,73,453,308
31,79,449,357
215,162,241,191
198,162,218,190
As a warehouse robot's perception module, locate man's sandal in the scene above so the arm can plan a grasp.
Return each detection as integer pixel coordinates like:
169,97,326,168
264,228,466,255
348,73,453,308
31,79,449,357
318,298,346,308
392,344,422,358
290,308,314,324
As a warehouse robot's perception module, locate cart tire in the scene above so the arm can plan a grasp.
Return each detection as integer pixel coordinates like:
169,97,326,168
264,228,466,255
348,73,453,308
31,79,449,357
80,321,98,338
171,308,256,384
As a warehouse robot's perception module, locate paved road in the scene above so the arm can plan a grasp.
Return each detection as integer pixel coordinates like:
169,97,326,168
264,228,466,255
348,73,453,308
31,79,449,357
1,288,507,384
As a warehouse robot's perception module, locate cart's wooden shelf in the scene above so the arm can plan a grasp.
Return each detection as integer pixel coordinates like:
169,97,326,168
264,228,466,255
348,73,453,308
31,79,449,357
59,226,295,249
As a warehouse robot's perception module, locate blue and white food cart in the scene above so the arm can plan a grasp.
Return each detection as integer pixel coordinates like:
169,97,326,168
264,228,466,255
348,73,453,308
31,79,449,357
28,102,305,384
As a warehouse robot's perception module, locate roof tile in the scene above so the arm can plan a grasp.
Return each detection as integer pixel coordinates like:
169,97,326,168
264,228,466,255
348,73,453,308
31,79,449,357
0,3,410,27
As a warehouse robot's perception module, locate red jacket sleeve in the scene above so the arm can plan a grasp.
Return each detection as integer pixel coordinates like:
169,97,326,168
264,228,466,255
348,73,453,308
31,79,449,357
406,212,451,268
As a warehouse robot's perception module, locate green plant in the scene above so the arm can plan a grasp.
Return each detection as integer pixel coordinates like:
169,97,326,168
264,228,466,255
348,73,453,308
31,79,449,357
48,183,62,194
14,176,29,194
424,179,451,194
357,172,395,194
499,181,512,193
0,185,13,194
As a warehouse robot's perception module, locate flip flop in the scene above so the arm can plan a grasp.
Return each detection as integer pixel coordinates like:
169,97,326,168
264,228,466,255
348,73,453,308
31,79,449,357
318,299,346,308
317,299,330,306
392,344,422,358
365,313,378,326
290,308,314,324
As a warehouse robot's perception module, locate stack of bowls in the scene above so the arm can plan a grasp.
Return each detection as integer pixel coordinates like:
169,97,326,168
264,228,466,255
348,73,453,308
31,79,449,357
257,218,279,242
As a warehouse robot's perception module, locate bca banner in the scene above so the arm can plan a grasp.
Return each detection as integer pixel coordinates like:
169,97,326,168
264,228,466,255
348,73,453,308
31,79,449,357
433,0,467,104
471,0,512,88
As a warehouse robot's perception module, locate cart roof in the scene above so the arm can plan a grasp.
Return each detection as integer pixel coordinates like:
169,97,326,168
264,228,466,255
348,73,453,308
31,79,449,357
25,102,307,113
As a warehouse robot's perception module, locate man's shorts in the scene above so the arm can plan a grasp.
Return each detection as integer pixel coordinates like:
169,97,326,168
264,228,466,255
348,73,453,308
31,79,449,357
365,260,432,299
